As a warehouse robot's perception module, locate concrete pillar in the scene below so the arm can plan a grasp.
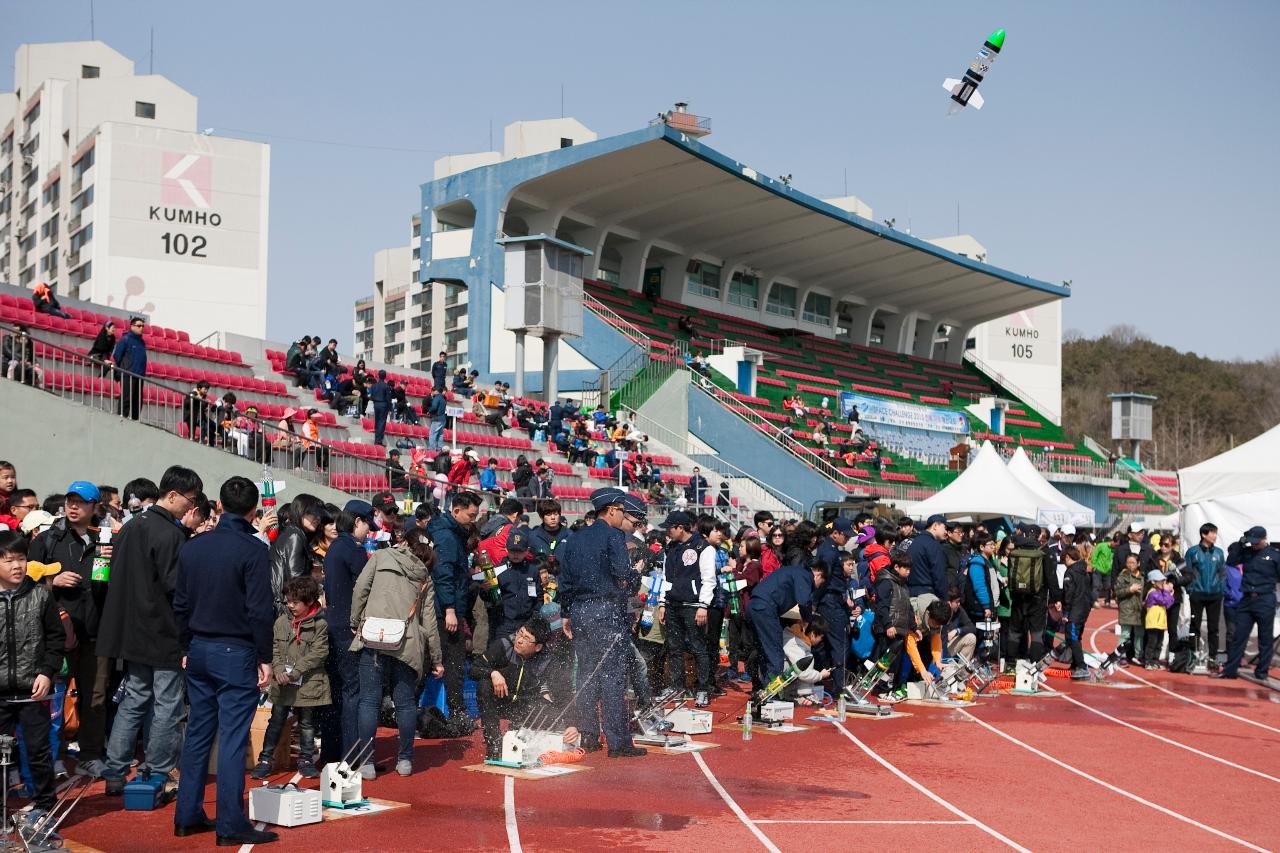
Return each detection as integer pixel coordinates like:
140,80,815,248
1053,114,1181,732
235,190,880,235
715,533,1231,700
542,333,560,402
941,325,971,364
619,240,652,294
913,318,937,360
880,311,918,354
513,330,526,397
846,305,875,347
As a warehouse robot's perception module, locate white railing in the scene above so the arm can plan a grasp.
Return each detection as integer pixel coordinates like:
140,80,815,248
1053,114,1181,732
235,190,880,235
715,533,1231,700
621,405,803,514
963,350,1061,425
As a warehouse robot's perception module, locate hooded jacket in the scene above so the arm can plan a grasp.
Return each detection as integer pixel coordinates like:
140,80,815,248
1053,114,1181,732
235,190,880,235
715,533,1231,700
0,578,65,695
269,607,330,707
349,547,442,677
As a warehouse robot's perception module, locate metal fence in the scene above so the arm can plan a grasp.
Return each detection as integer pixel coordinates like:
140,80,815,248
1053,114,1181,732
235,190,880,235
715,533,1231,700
1,321,395,497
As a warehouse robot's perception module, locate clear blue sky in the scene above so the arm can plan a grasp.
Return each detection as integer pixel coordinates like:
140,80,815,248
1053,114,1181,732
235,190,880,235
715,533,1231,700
6,1,1277,360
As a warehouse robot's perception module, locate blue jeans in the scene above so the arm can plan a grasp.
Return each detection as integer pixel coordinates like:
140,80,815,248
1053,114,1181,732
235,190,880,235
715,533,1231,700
357,649,419,763
174,640,258,836
104,660,185,779
373,404,389,445
319,629,360,765
429,419,446,451
749,598,785,681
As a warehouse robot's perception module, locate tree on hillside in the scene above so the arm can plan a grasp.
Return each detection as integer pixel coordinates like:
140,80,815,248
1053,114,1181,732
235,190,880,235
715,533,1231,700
1062,327,1280,470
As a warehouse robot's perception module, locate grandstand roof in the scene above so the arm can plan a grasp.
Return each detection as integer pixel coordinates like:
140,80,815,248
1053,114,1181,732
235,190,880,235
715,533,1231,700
507,125,1068,328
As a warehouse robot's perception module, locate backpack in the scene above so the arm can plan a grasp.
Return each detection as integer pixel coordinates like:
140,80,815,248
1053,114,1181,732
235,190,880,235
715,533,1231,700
1008,548,1045,595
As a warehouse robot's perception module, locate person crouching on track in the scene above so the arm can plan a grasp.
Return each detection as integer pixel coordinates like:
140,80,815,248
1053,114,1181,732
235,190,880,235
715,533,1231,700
473,617,578,761
747,559,824,691
782,613,830,705
1059,546,1093,679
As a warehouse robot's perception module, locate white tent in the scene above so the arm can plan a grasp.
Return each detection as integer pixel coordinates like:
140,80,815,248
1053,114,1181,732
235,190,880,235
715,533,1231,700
1006,447,1097,528
1179,423,1280,548
910,441,1045,521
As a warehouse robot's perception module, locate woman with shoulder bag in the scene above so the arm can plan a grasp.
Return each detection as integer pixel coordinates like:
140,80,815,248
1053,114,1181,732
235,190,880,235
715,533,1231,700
350,528,444,779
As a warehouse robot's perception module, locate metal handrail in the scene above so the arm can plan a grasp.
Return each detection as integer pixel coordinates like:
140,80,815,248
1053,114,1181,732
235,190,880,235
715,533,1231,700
0,321,396,496
620,405,804,514
962,350,1061,428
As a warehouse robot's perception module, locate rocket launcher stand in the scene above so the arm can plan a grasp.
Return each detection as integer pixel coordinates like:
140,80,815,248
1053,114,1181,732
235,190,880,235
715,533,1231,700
1086,650,1122,683
632,688,688,748
740,656,812,727
1013,651,1057,694
321,739,372,809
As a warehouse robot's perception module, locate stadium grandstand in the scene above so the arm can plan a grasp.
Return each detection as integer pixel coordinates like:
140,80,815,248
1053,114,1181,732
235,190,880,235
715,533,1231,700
0,103,1178,527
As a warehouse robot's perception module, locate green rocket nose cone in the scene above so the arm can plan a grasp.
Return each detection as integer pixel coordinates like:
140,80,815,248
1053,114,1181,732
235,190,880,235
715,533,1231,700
988,29,1006,49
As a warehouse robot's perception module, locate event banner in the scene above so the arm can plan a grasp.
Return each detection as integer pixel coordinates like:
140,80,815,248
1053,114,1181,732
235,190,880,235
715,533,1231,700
841,393,968,435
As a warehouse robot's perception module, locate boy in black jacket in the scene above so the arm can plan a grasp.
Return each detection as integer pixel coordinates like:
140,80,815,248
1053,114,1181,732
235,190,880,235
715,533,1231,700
471,618,574,760
1060,546,1093,678
0,531,66,817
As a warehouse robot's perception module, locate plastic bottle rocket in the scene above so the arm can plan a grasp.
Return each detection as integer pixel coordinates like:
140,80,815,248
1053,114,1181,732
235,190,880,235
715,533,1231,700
719,571,743,616
742,702,753,741
261,466,277,513
942,28,1005,114
91,525,112,582
758,655,813,705
638,573,669,630
475,551,502,606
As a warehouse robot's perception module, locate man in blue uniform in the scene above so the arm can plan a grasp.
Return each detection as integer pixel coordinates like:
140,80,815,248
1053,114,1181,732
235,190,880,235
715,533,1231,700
369,370,392,446
558,488,645,757
814,516,853,573
1215,526,1279,680
491,530,543,641
748,560,823,685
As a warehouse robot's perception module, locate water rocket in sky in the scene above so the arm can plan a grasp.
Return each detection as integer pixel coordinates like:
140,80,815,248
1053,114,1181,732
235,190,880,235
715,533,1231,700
942,29,1005,115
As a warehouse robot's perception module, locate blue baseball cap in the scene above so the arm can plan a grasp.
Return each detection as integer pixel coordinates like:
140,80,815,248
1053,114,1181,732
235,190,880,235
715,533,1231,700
343,499,375,523
65,481,100,502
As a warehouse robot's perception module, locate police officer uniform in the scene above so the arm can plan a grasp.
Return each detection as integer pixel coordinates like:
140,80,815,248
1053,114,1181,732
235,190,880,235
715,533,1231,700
748,563,817,684
1216,526,1279,680
558,488,644,756
490,530,543,642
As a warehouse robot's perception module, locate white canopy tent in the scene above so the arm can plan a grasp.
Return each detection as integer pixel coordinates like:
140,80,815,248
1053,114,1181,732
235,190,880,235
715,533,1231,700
1006,447,1097,528
910,441,1046,521
1179,423,1280,548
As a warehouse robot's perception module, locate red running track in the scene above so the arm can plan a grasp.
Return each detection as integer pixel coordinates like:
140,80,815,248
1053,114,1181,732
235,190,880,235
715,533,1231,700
49,607,1280,851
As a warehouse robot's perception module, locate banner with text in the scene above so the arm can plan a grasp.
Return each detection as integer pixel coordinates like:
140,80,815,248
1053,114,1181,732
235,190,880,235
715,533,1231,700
841,393,968,435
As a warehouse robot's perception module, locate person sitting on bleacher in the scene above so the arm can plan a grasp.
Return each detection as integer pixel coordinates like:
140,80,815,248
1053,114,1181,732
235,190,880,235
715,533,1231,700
31,281,71,320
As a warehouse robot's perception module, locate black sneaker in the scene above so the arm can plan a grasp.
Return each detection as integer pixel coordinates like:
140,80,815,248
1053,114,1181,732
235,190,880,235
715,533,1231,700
249,760,272,780
296,759,320,779
607,744,648,758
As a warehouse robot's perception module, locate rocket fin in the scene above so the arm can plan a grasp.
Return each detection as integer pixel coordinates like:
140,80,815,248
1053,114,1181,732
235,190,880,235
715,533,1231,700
969,90,985,110
942,78,963,95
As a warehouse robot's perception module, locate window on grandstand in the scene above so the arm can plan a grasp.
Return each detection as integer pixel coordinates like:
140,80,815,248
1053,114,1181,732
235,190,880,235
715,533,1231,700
135,101,156,120
802,292,832,325
81,65,100,78
686,259,721,300
765,283,797,318
596,267,620,286
727,271,760,309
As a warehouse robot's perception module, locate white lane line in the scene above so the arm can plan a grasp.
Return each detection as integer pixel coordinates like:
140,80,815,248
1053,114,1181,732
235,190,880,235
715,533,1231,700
1089,619,1280,736
504,775,523,853
1056,690,1280,783
692,751,782,853
958,708,1268,852
829,720,1031,853
752,814,962,819
240,771,302,853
